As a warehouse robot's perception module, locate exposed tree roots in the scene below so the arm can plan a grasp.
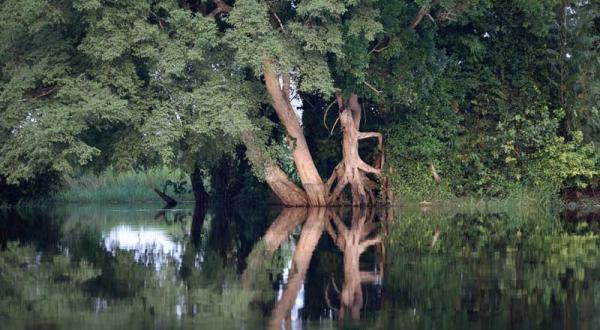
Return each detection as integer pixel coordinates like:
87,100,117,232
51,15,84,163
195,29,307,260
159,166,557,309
326,93,384,206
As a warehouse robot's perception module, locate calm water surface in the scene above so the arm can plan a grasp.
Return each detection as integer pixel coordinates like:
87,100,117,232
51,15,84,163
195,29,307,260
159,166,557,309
1,203,600,329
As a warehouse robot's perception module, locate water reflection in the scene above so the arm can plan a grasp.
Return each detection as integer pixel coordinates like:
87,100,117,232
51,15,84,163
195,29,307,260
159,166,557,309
242,207,386,328
267,208,326,330
324,208,384,321
104,225,184,270
1,204,600,329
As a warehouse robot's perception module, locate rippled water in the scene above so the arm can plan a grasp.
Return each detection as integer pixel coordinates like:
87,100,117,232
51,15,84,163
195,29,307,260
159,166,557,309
1,202,599,329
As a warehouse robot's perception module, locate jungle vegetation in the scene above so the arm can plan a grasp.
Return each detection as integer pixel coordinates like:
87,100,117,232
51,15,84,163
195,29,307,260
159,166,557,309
0,0,599,205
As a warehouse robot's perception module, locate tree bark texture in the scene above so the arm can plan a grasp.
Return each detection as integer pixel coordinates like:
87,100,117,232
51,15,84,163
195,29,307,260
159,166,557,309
205,6,388,207
241,130,308,206
326,93,384,206
263,60,328,206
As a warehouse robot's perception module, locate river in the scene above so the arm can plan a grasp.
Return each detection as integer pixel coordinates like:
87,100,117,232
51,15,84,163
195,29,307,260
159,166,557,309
0,202,599,329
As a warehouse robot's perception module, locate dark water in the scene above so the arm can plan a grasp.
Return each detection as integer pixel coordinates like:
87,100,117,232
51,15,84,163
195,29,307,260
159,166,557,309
1,203,600,329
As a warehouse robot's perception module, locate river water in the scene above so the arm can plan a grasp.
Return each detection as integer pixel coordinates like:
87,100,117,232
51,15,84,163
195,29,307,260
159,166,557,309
1,202,599,329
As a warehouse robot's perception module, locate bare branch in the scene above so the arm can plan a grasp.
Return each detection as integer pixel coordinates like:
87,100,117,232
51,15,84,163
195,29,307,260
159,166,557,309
329,116,340,136
324,281,339,311
322,99,337,130
358,132,382,143
272,12,285,32
359,160,382,175
31,86,56,100
364,81,381,94
331,276,341,294
368,0,441,55
359,271,380,283
359,237,382,253
368,37,390,54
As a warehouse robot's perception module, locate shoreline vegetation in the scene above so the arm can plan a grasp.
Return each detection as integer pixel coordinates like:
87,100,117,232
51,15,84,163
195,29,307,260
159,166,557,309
3,163,598,212
55,167,194,204
0,167,575,211
0,165,592,210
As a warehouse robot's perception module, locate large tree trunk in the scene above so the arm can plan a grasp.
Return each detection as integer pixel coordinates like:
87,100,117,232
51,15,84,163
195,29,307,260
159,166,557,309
326,94,384,206
190,166,209,206
241,130,308,206
263,60,327,206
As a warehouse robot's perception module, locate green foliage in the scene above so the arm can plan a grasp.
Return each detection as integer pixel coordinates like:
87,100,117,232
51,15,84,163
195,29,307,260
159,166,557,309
0,204,276,328
529,131,599,191
0,0,260,201
0,242,99,322
0,0,598,203
381,0,600,199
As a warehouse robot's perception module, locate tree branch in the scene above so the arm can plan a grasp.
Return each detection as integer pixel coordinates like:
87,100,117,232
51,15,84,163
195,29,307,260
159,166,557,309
364,81,381,94
368,0,441,54
154,188,178,207
31,86,56,100
272,11,286,32
322,99,337,130
359,237,382,253
282,73,290,98
409,0,440,29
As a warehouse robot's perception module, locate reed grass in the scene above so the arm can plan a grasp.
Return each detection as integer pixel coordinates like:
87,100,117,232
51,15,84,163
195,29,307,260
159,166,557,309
55,167,194,203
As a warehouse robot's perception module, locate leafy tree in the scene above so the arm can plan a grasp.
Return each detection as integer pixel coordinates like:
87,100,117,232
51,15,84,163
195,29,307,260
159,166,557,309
1,0,598,203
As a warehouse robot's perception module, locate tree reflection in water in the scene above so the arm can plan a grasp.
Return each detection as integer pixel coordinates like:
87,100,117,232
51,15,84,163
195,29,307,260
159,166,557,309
3,204,600,329
243,207,385,329
324,207,384,321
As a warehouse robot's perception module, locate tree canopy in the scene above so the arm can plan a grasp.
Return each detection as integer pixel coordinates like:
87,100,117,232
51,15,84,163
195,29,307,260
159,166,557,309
0,0,598,203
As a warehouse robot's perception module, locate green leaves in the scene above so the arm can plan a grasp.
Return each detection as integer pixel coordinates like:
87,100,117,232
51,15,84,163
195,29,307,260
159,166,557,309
295,0,348,18
346,6,384,42
0,77,130,183
225,0,285,73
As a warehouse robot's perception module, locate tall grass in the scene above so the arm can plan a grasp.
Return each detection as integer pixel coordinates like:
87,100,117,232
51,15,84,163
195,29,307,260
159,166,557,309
394,181,560,209
55,167,194,203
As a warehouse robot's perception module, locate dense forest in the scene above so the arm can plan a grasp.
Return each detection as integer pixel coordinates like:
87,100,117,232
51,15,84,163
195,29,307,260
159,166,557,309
1,0,599,205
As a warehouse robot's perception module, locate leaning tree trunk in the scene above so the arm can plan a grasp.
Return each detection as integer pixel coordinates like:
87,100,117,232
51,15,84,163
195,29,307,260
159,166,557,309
263,60,328,206
154,188,178,208
241,130,308,206
326,94,384,206
202,1,312,207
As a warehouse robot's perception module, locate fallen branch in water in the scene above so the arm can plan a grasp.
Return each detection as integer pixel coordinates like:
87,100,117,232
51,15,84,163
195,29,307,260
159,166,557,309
153,188,178,208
